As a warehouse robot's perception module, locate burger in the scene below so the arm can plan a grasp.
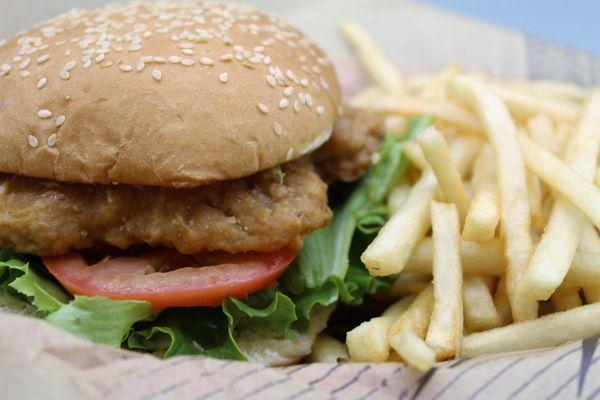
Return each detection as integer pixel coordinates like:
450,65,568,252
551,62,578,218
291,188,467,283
0,1,387,365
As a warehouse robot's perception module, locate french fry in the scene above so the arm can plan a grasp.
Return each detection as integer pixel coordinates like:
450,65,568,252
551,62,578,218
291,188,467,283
449,75,537,322
388,286,434,339
420,64,461,99
527,80,589,103
406,237,503,276
362,137,479,276
387,286,436,372
387,182,411,214
402,141,429,170
306,334,349,363
463,275,501,332
418,128,471,222
387,273,431,299
346,296,415,362
405,236,600,287
426,202,463,360
492,84,582,123
366,96,483,134
596,167,600,187
518,133,600,230
551,285,583,312
518,92,600,300
339,21,402,93
349,86,381,108
462,145,500,242
493,276,513,326
527,171,545,229
527,115,560,156
461,303,600,357
389,331,436,372
579,221,600,303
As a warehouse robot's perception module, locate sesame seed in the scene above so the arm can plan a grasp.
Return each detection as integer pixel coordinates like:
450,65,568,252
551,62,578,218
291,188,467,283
136,62,146,72
128,44,142,52
153,57,166,64
60,70,70,80
182,59,195,66
293,99,301,113
64,60,76,71
38,109,52,119
248,56,261,64
47,133,57,147
152,69,162,81
306,94,313,107
12,56,21,63
258,103,269,114
169,56,182,64
286,147,294,160
266,75,277,88
64,49,72,56
219,72,229,83
274,122,283,136
83,59,92,69
200,57,214,66
100,61,113,68
21,71,30,78
298,93,306,104
55,115,66,126
1,64,10,72
300,78,309,87
181,48,194,56
286,70,295,80
27,135,38,148
119,64,133,72
283,86,294,96
279,98,289,109
18,58,30,70
263,56,271,65
95,54,106,63
220,54,234,61
36,54,50,64
37,77,48,89
316,106,325,115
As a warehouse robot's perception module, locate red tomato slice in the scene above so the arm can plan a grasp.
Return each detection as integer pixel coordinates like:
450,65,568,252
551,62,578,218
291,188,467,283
43,248,296,310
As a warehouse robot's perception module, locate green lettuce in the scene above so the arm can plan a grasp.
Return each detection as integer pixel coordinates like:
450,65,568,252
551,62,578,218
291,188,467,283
0,115,433,359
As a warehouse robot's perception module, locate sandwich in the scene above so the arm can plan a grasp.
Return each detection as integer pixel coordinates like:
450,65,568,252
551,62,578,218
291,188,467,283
0,1,388,364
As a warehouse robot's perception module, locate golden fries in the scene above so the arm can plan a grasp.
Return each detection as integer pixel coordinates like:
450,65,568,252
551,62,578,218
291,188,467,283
518,133,600,230
462,303,600,357
362,138,478,276
463,275,501,332
492,84,582,123
306,334,349,363
366,96,483,134
341,21,600,369
449,75,537,322
418,128,470,222
518,92,600,300
462,145,500,242
346,296,414,362
551,285,583,312
426,202,463,359
339,21,402,93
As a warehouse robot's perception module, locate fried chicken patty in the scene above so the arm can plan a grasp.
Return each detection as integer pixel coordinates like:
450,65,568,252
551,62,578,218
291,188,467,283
0,107,383,257
0,160,330,256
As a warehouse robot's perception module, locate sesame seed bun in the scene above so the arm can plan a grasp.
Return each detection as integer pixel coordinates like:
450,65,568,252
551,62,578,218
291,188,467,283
0,2,341,187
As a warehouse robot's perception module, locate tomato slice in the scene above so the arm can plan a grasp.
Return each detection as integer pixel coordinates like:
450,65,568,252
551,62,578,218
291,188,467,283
43,248,296,310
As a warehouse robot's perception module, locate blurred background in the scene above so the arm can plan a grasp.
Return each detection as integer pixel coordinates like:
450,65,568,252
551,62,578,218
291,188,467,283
1,0,598,53
1,0,598,85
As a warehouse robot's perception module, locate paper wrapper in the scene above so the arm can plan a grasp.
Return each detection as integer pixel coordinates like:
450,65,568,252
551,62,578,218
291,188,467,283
1,1,600,399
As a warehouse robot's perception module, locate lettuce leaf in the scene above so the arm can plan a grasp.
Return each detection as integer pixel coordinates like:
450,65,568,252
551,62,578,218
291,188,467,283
46,296,152,347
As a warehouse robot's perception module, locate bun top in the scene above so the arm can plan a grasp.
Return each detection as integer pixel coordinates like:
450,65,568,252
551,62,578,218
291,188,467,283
0,1,341,187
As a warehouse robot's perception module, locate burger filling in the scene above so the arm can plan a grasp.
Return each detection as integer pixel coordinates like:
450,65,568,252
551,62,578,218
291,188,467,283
0,107,397,361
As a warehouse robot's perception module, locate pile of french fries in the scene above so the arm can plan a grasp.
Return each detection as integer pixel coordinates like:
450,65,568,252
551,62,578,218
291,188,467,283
310,21,600,370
